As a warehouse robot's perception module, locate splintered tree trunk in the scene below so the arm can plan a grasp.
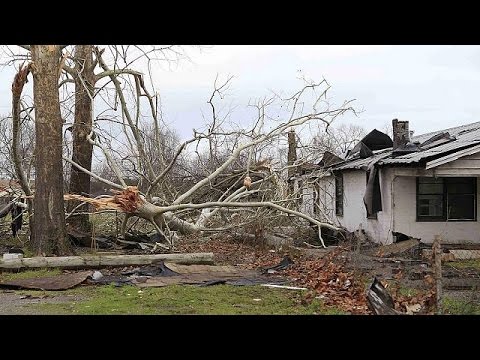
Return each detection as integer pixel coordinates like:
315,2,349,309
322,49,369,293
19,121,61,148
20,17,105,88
67,45,94,233
287,129,297,194
31,45,70,255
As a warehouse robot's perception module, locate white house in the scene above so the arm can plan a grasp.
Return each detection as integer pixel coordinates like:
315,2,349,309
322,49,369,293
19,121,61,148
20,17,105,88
296,119,480,245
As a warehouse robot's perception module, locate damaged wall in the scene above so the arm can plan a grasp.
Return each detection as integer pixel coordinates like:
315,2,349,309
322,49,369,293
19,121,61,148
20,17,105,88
392,170,480,244
303,169,394,244
317,176,336,224
295,174,336,223
339,169,393,244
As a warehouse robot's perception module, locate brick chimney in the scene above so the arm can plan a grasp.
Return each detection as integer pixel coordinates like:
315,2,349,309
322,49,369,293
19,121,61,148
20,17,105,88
392,119,410,150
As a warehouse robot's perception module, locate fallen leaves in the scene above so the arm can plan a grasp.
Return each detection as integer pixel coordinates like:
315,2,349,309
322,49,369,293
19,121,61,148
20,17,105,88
283,249,371,314
175,236,438,315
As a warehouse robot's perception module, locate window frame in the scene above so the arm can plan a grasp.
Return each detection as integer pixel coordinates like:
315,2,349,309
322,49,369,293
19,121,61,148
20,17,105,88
416,177,477,222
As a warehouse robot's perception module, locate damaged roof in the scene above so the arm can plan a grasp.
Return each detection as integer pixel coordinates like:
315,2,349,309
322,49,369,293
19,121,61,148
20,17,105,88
331,121,480,171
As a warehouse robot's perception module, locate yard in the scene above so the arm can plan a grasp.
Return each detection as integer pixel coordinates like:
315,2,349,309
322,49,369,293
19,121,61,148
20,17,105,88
2,233,480,315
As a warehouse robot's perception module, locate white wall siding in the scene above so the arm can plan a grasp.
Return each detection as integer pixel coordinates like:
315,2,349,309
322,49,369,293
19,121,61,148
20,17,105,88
337,169,393,244
301,153,480,245
392,172,480,244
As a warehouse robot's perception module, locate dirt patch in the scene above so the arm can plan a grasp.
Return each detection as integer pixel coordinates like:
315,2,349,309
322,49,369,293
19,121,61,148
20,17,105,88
0,289,85,315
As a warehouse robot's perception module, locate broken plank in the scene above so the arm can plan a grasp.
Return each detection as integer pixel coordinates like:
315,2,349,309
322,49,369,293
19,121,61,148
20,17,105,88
165,263,245,274
449,250,480,260
260,284,307,291
374,239,420,257
0,253,214,270
443,278,480,290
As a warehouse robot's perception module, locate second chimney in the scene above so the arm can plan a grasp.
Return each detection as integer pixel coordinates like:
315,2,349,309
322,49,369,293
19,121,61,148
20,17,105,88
392,119,410,150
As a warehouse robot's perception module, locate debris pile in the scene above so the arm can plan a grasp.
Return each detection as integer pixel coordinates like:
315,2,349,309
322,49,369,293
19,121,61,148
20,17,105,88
388,281,436,314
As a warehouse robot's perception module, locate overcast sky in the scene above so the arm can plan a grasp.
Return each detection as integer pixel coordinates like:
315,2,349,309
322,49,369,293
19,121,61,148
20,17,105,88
1,45,480,140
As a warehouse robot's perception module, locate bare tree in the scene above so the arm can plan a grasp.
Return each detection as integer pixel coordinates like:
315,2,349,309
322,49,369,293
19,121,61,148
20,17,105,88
311,123,366,157
0,114,35,181
61,45,189,233
64,45,95,232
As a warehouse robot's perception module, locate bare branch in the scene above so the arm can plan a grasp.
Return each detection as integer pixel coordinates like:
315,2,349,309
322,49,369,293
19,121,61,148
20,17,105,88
63,156,124,190
87,131,127,187
94,68,142,82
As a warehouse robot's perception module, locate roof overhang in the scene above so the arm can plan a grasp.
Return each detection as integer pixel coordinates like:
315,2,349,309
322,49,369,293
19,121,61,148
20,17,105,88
425,143,480,169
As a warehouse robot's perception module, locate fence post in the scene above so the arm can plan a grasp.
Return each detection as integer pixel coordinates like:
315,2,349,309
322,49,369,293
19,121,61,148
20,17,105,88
433,234,443,314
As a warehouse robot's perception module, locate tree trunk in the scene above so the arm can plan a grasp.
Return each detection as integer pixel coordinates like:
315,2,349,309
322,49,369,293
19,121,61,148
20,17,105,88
0,253,214,269
287,129,297,194
31,45,70,255
67,45,94,233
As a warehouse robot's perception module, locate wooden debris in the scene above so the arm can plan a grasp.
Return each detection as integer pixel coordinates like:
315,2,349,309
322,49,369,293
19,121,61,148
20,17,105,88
443,278,480,290
449,250,480,260
260,284,307,291
374,239,420,257
367,277,402,315
422,249,480,261
422,249,455,262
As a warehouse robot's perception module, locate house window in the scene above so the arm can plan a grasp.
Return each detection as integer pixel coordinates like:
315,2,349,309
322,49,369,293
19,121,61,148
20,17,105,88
335,174,344,216
416,177,476,221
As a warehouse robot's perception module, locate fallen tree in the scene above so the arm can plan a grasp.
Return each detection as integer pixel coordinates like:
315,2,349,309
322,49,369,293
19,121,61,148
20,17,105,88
61,57,356,249
0,252,214,269
8,46,356,251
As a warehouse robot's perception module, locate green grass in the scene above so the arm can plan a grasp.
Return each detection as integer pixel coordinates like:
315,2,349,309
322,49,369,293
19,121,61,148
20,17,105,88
398,286,420,297
446,259,480,270
33,284,344,315
443,296,480,315
0,268,62,282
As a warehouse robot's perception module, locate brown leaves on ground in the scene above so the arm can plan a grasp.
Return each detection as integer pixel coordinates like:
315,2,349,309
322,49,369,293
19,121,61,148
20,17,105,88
178,237,370,314
384,278,436,315
283,249,371,314
176,236,437,315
